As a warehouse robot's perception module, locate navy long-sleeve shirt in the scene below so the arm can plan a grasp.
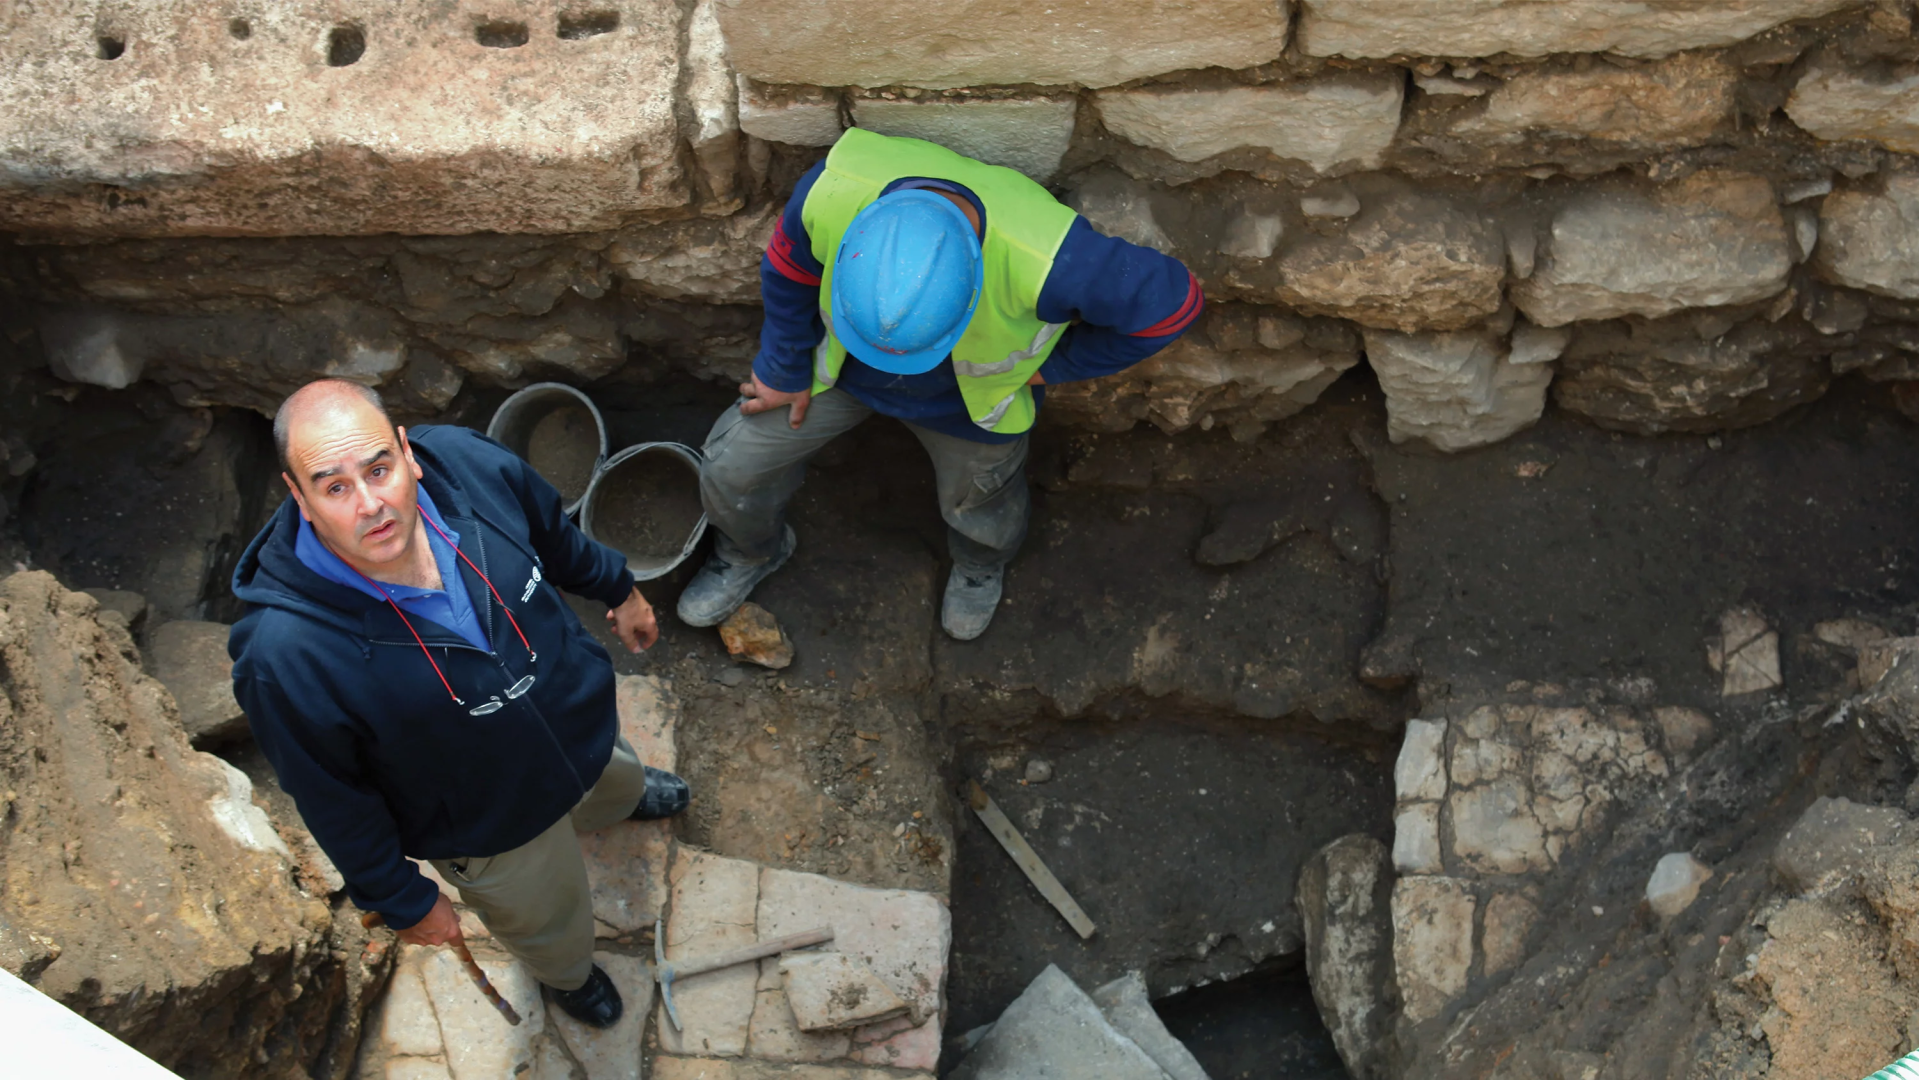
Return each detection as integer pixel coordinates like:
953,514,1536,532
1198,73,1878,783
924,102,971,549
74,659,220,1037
755,161,1204,443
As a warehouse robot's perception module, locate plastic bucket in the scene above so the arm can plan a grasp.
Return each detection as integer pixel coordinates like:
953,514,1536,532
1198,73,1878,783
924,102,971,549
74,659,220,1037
580,442,709,582
486,382,607,516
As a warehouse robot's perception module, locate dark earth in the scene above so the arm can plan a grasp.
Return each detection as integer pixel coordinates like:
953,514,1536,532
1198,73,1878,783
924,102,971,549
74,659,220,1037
10,356,1919,1078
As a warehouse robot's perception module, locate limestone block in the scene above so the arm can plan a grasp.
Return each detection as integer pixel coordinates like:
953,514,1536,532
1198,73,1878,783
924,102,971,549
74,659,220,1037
0,0,689,236
606,204,778,306
1515,172,1791,326
1451,779,1551,875
1219,211,1285,259
1044,305,1359,440
1096,74,1404,174
1818,175,1919,300
1065,170,1177,254
658,848,762,1058
1296,835,1394,1080
1298,0,1858,60
1653,706,1714,758
421,949,546,1080
846,1016,941,1070
756,867,949,1031
616,673,679,774
1707,607,1782,697
1393,803,1444,874
713,0,1291,90
740,80,844,147
1395,719,1449,802
146,620,247,745
1449,53,1735,148
1645,853,1713,918
1362,329,1554,452
687,0,742,207
748,971,854,1062
1480,892,1538,975
581,675,677,932
380,956,446,1058
1508,324,1571,366
948,965,1168,1080
549,952,649,1080
1277,193,1507,332
1551,314,1829,434
1449,729,1524,789
781,952,909,1032
849,98,1077,183
1391,877,1475,1024
38,308,144,389
1089,972,1211,1080
1774,796,1909,894
1788,58,1919,154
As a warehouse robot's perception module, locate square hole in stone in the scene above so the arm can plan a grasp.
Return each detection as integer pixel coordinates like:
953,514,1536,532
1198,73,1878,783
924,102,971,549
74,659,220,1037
96,36,125,60
557,10,619,39
326,25,365,66
475,20,530,48
228,18,251,40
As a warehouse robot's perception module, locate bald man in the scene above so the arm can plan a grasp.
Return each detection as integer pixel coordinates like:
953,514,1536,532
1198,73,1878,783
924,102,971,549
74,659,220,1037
228,379,679,1029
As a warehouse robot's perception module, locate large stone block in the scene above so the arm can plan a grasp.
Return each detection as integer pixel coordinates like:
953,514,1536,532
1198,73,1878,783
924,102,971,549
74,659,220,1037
1451,778,1551,874
1363,329,1554,452
1788,57,1919,154
1818,175,1919,300
848,98,1077,183
949,965,1168,1080
658,848,763,1058
1514,172,1791,326
0,1,689,236
740,80,845,147
1299,0,1859,60
1395,718,1449,802
607,205,780,306
1096,74,1404,175
1551,314,1828,434
1275,192,1507,333
1391,877,1475,1024
713,0,1291,90
1447,53,1735,149
1297,835,1395,1080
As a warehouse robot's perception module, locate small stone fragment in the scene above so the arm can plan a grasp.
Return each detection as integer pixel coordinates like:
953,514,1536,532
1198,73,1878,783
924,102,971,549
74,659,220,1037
720,602,794,670
780,951,910,1032
1300,187,1361,220
1088,971,1211,1080
1709,607,1782,697
1024,759,1054,785
1645,852,1713,918
1391,877,1475,1024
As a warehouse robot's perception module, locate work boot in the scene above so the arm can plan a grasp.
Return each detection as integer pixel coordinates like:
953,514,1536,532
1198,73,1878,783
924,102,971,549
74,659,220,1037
630,766,690,820
941,563,1004,641
549,964,623,1029
676,525,797,627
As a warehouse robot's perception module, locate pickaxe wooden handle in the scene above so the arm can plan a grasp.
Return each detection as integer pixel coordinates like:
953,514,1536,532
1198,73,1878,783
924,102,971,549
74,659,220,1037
362,910,524,1026
654,918,833,1030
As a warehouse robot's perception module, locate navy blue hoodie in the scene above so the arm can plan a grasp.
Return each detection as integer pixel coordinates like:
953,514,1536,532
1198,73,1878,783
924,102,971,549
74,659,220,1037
229,424,636,930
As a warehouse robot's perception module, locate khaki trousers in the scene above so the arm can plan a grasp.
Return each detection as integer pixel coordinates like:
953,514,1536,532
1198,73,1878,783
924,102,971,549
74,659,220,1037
428,734,647,991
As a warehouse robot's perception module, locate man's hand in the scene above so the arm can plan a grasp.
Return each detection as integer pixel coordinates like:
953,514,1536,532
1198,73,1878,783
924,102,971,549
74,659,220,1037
739,373,812,429
396,895,463,947
607,586,659,653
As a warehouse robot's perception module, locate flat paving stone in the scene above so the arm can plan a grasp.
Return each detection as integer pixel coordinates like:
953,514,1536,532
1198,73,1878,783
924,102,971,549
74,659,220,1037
381,951,446,1058
421,948,546,1080
385,1059,455,1080
780,952,908,1032
550,952,650,1080
1090,972,1210,1080
658,848,762,1058
652,1057,934,1079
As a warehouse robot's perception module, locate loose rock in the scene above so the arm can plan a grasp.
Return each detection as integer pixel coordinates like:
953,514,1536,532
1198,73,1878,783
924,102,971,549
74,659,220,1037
720,602,797,670
1644,853,1713,918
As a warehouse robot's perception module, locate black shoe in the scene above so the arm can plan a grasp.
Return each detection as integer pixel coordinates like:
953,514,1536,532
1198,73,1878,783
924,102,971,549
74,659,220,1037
549,964,623,1029
630,766,690,820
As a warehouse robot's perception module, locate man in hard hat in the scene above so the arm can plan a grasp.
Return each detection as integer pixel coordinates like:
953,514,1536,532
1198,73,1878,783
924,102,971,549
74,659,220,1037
229,379,686,1031
678,129,1203,640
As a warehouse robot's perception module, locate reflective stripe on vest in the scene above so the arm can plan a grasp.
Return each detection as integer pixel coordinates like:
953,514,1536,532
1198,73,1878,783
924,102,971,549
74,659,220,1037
951,321,1068,379
813,331,838,388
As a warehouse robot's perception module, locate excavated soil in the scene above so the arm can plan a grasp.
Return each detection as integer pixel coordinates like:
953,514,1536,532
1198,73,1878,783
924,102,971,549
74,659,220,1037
523,404,599,504
589,450,706,570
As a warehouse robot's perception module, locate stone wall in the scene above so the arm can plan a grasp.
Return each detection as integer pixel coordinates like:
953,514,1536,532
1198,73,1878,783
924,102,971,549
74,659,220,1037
5,1,1919,448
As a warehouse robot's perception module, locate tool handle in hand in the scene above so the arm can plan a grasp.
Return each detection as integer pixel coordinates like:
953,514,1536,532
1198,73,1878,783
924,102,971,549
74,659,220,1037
673,926,835,978
359,910,523,1026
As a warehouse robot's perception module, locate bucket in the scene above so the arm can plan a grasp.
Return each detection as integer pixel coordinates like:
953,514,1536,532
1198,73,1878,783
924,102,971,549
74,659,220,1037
486,382,607,516
580,442,709,581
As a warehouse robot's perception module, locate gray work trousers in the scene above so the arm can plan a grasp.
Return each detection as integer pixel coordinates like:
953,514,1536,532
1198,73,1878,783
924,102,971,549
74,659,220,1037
698,390,1031,570
427,734,647,991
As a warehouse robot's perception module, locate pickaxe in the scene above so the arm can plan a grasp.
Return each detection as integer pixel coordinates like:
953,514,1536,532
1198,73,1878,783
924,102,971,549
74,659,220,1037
362,910,523,1026
654,918,833,1031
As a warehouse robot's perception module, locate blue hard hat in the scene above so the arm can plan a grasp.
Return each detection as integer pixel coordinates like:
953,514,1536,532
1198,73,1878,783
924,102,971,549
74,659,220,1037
830,189,983,375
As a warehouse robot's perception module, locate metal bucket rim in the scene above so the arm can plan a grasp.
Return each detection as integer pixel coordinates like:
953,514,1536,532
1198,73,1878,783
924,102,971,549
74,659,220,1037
485,382,608,517
580,441,708,583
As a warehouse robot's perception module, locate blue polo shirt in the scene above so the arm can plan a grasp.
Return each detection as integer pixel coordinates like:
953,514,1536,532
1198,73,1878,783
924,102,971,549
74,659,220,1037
293,485,490,652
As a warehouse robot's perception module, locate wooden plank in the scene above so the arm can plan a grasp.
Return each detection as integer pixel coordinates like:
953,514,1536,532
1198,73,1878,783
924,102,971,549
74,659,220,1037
968,780,1097,940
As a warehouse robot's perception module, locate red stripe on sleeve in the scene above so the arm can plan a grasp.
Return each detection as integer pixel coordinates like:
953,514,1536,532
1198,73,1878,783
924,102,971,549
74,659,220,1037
766,220,822,286
1129,271,1203,337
